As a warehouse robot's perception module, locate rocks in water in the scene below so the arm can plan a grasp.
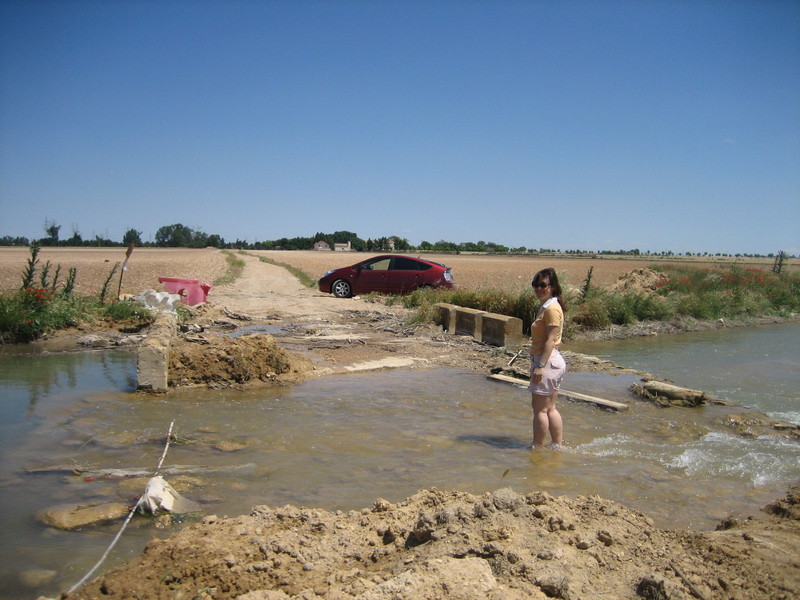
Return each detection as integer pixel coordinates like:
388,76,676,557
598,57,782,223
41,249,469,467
632,379,706,407
36,501,129,530
18,568,57,588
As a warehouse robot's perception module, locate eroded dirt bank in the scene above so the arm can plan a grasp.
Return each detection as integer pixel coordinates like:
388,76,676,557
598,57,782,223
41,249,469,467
68,486,800,600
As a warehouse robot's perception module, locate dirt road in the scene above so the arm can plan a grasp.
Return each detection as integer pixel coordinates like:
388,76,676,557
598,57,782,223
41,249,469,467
210,252,406,321
180,252,521,381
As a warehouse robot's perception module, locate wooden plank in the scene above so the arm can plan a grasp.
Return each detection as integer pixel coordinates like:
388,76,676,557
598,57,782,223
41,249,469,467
559,390,628,412
487,374,628,412
488,373,530,386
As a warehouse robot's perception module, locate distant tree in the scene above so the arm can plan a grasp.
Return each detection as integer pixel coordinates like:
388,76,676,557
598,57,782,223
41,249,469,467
123,228,143,246
191,231,209,248
0,235,30,246
328,230,366,251
389,236,410,251
42,220,60,246
67,224,83,246
155,223,194,247
92,234,116,247
485,242,508,253
459,241,481,252
206,234,224,248
433,239,459,252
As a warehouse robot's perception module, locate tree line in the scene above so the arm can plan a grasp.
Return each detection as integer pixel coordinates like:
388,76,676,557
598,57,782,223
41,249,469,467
0,221,792,259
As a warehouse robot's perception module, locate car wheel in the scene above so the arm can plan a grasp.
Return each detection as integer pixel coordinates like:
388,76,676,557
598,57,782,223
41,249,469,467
331,279,352,298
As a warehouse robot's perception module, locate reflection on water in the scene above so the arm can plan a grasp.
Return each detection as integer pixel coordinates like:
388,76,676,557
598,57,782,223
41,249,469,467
0,335,798,599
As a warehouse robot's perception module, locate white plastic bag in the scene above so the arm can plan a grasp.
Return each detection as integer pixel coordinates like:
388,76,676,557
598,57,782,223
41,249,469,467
140,476,200,514
134,289,182,313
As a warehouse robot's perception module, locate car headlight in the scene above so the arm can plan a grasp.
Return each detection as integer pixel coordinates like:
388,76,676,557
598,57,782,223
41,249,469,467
444,269,453,282
321,270,334,278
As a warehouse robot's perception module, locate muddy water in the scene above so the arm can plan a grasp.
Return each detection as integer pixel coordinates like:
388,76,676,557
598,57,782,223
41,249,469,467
1,341,798,599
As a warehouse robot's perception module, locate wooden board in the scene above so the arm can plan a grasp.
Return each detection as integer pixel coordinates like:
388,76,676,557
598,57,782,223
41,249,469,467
487,373,629,412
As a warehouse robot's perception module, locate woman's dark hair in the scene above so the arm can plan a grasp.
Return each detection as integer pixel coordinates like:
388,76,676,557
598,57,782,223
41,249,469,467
532,268,567,312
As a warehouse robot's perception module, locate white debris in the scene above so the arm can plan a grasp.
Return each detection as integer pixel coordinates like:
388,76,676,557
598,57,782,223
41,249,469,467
134,289,182,313
140,476,200,514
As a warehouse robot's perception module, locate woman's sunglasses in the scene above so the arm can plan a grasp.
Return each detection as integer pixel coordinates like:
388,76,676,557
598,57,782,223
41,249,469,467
532,282,550,289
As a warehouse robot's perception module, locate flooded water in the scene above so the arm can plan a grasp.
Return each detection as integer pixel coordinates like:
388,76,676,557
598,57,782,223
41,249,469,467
572,321,800,425
1,323,799,599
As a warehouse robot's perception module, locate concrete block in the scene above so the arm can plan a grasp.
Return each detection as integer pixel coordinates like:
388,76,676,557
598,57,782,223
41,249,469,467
434,303,458,334
455,307,487,338
481,313,524,347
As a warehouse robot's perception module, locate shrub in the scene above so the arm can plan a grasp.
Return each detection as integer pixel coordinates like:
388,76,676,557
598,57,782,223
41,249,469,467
0,290,86,343
570,297,611,329
656,264,800,319
0,246,155,343
100,299,155,329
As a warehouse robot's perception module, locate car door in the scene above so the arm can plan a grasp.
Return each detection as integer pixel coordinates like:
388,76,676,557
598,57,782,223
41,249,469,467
389,256,427,293
352,256,392,294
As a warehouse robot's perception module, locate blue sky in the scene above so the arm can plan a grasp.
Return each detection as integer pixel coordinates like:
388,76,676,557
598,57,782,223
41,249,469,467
1,0,798,255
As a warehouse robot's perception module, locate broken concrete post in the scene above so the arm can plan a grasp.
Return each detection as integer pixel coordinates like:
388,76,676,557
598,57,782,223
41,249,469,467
137,312,177,392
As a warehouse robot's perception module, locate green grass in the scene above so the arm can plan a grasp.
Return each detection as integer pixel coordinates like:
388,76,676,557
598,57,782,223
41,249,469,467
256,255,318,288
654,264,800,319
213,250,247,286
0,290,155,343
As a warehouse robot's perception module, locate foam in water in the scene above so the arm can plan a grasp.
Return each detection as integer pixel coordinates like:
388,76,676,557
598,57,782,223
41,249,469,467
669,431,800,486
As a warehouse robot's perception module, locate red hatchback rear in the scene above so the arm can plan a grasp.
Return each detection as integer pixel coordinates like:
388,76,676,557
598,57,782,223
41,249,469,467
318,255,454,298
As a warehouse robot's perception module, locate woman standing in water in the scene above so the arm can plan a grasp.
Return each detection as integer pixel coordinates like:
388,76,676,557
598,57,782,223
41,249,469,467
529,268,567,448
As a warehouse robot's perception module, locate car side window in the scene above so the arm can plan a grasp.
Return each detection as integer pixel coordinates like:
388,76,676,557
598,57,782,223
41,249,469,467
366,258,391,271
393,257,429,271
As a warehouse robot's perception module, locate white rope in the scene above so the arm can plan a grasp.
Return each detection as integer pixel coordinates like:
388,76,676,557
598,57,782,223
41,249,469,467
153,420,175,476
66,420,175,595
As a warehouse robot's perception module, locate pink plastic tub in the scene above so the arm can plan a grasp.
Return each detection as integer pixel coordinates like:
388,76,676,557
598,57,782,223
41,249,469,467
157,277,212,306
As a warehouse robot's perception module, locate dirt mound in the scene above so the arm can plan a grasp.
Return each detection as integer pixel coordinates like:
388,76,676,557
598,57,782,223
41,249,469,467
169,333,312,388
69,486,800,600
610,268,668,293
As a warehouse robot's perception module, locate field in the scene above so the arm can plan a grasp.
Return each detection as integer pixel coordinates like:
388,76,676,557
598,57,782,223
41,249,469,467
1,247,794,297
0,247,230,297
250,250,794,293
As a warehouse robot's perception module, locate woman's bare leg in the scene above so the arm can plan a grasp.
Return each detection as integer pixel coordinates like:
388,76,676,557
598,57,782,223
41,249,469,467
531,392,563,447
547,393,563,446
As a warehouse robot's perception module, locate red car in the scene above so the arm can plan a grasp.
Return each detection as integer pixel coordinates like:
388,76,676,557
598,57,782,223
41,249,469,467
318,255,454,298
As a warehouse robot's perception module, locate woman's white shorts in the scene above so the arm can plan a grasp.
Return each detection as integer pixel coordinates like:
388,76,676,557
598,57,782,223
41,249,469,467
528,349,566,396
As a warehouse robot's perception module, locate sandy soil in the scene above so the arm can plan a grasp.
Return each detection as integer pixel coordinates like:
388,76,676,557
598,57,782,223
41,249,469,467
7,248,798,600
68,486,800,600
